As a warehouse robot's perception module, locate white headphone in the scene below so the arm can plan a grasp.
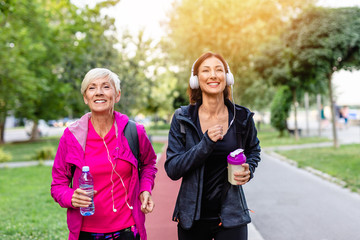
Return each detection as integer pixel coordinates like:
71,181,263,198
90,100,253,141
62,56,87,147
189,58,234,89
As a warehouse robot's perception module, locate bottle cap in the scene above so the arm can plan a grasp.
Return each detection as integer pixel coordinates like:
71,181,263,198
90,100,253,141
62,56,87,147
82,166,90,172
230,148,243,157
227,148,246,165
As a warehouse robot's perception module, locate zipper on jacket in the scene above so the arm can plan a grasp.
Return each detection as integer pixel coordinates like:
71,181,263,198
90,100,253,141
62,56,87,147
218,214,223,226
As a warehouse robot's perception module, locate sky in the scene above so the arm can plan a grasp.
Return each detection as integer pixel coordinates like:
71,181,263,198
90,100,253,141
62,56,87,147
109,0,174,41
332,70,360,106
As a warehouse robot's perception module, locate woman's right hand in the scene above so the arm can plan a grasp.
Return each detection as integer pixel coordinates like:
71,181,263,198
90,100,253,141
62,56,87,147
71,188,96,208
207,125,224,142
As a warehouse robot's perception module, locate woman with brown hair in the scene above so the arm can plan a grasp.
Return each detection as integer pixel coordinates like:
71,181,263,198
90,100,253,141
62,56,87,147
165,52,261,240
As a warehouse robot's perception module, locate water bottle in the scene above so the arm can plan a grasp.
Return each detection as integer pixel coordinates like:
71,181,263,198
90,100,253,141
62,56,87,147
227,149,246,185
79,166,95,216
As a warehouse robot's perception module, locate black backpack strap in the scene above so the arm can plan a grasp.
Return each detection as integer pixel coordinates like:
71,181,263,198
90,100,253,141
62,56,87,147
69,164,76,188
124,120,141,174
175,109,186,144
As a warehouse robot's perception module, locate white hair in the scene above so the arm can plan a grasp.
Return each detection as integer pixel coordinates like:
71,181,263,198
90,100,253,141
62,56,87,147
81,68,121,95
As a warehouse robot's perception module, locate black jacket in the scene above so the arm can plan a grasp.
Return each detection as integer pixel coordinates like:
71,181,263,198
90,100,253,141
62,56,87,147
165,99,261,229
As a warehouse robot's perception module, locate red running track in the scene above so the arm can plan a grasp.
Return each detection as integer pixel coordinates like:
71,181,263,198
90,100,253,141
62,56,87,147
145,144,181,240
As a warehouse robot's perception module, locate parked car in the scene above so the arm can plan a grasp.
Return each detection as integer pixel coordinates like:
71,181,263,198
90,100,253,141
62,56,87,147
25,119,50,137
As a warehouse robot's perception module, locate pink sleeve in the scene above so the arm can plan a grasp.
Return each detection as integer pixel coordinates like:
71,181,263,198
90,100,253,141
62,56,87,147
50,132,76,209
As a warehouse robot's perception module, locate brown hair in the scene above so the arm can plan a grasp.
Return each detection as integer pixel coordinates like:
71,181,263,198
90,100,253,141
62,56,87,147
187,52,231,104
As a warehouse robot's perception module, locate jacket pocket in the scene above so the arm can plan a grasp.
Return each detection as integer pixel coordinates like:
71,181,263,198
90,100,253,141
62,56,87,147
220,185,251,228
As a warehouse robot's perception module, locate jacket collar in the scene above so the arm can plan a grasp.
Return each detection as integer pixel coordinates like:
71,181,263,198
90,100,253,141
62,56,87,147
68,111,129,152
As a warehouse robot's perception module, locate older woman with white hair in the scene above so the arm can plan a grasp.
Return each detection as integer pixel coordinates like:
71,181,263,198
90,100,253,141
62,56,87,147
51,68,157,240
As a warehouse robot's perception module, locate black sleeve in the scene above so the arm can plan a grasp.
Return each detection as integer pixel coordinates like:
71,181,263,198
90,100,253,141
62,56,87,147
164,111,216,181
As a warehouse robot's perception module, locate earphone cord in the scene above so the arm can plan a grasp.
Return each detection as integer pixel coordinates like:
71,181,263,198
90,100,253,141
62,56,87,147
229,85,236,128
103,137,133,211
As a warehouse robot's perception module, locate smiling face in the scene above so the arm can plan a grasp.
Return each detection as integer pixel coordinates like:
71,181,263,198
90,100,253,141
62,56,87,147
83,77,121,114
197,56,227,96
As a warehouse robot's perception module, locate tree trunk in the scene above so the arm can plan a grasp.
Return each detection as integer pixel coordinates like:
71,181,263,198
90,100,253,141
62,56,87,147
292,88,299,141
30,120,40,141
0,109,6,144
317,94,322,137
0,121,4,144
328,74,339,148
304,92,309,136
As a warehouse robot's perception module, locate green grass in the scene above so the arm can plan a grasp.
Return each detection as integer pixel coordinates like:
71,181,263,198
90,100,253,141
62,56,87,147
1,137,60,162
276,144,360,192
0,166,68,239
151,142,165,154
145,122,170,136
258,124,360,193
257,125,330,148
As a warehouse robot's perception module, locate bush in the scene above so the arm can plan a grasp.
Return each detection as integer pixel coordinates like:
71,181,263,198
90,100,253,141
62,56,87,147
34,146,55,160
270,86,292,136
0,148,12,163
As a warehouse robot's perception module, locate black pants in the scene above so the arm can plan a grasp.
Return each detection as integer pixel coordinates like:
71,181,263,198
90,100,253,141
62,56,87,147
79,226,140,240
178,219,248,240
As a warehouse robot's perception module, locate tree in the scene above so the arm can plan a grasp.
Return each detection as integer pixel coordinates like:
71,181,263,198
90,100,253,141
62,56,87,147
116,30,177,119
0,0,121,142
164,0,315,110
0,0,50,142
255,7,360,144
270,86,292,136
255,38,322,140
283,7,360,147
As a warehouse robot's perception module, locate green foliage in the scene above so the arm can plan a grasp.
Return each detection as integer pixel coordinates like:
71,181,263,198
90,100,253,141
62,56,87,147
270,87,292,136
0,0,121,142
284,7,360,79
116,30,177,118
164,0,315,108
0,148,12,163
33,146,55,161
255,7,360,140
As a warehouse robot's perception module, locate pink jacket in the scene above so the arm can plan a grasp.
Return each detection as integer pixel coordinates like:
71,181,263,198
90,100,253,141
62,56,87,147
51,112,157,240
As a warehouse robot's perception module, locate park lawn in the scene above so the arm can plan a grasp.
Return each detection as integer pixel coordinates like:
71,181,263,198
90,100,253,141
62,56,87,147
2,138,165,162
257,125,330,148
1,137,60,162
145,129,169,136
0,166,68,239
276,144,360,193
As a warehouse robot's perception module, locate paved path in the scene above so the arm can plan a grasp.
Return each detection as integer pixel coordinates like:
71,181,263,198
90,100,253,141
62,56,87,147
244,152,360,240
145,146,180,239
